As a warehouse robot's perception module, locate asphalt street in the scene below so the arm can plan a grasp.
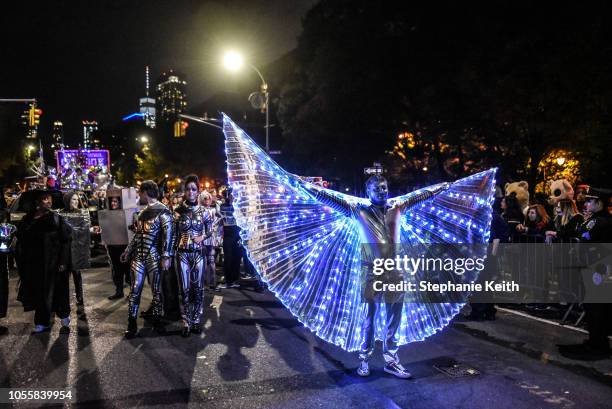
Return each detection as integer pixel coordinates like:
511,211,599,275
1,265,611,409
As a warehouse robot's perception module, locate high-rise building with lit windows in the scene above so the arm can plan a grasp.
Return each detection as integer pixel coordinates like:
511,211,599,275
155,70,187,127
139,66,156,128
51,121,64,149
82,120,98,149
139,97,156,128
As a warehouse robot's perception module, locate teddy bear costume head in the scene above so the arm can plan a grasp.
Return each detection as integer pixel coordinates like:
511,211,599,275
548,179,574,205
504,181,529,212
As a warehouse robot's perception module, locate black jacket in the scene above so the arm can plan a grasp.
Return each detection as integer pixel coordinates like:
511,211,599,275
580,210,612,243
16,209,72,311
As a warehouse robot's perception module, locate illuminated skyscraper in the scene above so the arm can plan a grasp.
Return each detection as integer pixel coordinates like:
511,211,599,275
155,70,187,127
139,66,156,128
82,120,98,149
52,121,64,149
140,97,156,128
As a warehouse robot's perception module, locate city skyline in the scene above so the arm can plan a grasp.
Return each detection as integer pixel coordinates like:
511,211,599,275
0,0,317,143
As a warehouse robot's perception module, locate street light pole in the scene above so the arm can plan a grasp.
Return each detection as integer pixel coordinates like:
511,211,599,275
0,98,36,103
247,64,269,152
222,52,270,151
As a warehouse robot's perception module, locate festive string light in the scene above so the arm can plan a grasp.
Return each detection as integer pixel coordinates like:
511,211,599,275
223,114,496,351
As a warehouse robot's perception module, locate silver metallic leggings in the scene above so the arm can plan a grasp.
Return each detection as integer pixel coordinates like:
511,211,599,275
176,250,205,326
128,255,162,319
358,302,403,363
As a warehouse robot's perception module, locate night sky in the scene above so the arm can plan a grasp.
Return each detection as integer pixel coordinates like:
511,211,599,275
0,0,316,144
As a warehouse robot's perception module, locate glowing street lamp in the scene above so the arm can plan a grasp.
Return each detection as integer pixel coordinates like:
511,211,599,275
222,50,270,151
223,51,244,72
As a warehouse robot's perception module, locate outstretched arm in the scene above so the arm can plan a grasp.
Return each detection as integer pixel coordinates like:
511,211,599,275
296,178,353,217
395,182,451,212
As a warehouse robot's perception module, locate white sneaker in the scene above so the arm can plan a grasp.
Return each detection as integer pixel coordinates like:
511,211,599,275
357,360,370,377
60,317,71,328
384,361,412,379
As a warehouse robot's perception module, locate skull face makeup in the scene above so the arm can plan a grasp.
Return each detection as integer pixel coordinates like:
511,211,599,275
366,177,389,206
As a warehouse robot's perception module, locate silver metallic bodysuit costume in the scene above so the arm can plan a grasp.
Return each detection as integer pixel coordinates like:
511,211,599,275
303,183,446,363
125,202,174,320
202,204,221,288
174,201,210,327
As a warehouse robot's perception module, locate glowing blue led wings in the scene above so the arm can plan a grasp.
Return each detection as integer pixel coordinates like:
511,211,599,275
384,171,496,344
223,114,496,351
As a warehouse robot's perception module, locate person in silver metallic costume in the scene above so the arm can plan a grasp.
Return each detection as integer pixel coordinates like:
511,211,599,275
198,191,222,292
174,175,210,336
121,180,174,338
299,175,449,379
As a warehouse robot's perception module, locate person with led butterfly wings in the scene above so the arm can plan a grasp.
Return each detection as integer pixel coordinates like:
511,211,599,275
304,174,450,378
222,114,496,378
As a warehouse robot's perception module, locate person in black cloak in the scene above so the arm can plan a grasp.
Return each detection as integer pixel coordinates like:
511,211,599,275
0,184,15,335
16,190,73,333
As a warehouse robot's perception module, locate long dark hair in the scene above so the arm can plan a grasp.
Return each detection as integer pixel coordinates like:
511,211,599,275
526,204,550,227
502,195,523,222
140,180,159,199
183,174,199,191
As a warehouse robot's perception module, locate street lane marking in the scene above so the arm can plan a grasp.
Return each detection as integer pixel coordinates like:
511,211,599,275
518,381,575,408
497,307,605,337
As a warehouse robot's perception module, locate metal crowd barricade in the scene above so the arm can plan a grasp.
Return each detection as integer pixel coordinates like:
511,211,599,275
496,232,588,327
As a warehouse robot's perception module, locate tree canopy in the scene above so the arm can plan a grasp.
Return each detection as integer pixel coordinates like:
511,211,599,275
277,1,612,193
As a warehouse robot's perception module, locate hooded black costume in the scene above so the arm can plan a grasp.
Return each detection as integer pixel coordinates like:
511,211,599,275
16,193,72,326
0,189,12,322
